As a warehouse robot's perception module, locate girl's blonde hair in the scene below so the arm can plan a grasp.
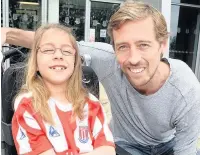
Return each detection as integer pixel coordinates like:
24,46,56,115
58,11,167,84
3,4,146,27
19,24,88,124
107,0,169,45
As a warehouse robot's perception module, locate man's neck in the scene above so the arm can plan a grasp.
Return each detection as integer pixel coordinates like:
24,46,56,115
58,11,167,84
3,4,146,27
137,61,170,95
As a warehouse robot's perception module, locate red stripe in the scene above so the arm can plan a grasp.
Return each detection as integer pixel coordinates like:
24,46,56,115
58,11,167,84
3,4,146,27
55,106,79,154
12,115,21,154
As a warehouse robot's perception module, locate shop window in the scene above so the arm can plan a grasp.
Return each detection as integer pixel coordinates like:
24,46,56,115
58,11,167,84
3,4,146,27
59,0,85,41
172,0,200,5
170,5,200,71
90,2,119,43
9,0,41,30
1,0,2,27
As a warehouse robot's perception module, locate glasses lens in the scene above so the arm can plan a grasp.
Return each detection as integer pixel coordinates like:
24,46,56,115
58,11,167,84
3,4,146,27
62,47,75,56
40,45,55,54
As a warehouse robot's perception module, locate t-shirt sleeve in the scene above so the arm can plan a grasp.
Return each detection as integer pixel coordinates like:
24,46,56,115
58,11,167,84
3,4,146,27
12,97,52,155
89,99,115,149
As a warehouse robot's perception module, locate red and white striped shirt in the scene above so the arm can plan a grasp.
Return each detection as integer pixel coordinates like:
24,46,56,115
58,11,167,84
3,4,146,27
12,93,114,155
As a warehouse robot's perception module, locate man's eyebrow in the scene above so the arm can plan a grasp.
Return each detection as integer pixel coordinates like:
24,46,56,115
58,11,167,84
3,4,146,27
136,40,152,44
115,40,152,47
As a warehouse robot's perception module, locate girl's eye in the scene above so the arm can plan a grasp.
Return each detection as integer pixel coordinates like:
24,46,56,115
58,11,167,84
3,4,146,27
63,50,73,55
42,49,55,54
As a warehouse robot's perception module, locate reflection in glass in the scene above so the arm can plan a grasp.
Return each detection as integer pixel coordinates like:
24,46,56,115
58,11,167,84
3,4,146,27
90,2,120,43
170,5,200,71
9,0,41,30
59,0,85,41
1,0,2,27
172,0,200,5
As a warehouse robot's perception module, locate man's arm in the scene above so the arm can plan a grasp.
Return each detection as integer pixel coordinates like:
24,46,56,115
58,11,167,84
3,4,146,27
78,41,116,81
1,27,34,48
172,99,200,155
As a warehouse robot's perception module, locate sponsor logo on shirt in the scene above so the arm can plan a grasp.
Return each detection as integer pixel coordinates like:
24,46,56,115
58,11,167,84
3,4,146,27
19,128,26,140
49,126,60,137
78,126,89,143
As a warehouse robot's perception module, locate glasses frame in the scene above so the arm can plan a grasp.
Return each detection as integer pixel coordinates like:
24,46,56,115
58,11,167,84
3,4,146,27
37,46,76,56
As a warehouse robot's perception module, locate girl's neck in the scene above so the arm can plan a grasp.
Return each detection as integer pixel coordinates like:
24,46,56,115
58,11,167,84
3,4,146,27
45,82,69,104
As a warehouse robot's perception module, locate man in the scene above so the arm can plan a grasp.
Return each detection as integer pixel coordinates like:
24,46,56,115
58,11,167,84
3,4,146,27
2,1,200,155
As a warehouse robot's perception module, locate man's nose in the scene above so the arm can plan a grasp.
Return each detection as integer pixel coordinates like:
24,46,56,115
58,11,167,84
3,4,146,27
127,47,141,64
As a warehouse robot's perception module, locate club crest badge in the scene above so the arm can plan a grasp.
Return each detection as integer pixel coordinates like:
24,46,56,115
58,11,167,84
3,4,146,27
78,126,89,143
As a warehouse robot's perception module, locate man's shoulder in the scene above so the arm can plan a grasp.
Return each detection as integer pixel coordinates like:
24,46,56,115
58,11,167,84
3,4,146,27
169,58,197,81
169,58,190,69
168,58,200,99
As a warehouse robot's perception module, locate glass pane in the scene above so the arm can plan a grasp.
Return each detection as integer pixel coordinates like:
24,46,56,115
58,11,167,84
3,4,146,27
59,0,85,41
170,5,200,71
171,0,200,5
90,2,120,43
9,0,41,30
1,0,2,27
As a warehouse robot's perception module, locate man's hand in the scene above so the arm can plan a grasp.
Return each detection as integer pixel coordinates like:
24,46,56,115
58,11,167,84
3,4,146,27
1,27,34,48
1,27,9,47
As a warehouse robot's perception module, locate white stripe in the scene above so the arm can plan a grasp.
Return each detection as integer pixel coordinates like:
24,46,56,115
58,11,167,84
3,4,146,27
74,104,93,153
23,111,41,130
88,93,99,101
93,103,105,139
103,124,114,142
16,125,32,154
92,117,102,139
43,99,68,152
14,92,32,111
99,103,114,142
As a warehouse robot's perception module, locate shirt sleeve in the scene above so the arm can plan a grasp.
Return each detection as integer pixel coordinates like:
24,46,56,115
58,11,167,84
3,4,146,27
172,99,200,155
12,97,52,155
89,100,115,149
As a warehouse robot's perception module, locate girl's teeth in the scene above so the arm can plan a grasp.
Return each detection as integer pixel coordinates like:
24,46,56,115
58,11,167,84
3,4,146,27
51,67,66,70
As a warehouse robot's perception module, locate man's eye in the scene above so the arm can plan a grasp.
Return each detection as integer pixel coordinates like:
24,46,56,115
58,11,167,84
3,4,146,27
139,44,149,49
118,45,128,51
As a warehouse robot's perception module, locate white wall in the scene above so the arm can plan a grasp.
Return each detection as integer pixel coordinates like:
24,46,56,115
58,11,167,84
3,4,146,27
48,0,59,23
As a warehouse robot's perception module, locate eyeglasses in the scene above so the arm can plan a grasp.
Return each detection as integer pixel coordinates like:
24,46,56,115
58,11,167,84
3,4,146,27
37,45,76,56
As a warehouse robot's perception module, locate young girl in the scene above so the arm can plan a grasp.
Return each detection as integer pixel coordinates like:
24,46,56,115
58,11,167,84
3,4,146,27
12,24,115,155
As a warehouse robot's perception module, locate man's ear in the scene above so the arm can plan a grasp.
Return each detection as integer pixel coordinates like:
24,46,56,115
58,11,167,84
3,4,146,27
161,39,168,49
160,39,168,55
